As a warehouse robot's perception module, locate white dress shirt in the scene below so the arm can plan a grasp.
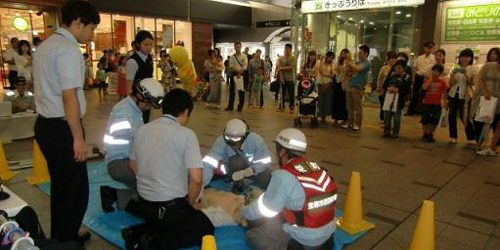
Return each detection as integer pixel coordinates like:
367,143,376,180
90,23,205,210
33,28,86,118
413,54,436,76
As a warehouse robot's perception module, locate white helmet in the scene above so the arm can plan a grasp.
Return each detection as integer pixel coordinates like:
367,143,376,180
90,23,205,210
223,119,249,147
133,78,165,108
275,128,307,153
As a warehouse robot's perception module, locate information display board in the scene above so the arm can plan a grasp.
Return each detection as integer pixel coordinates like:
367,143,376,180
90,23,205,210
444,4,500,42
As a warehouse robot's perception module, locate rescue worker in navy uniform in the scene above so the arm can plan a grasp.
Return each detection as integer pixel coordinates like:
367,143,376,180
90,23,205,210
100,78,164,212
202,119,272,193
125,30,154,123
3,76,35,114
243,128,337,250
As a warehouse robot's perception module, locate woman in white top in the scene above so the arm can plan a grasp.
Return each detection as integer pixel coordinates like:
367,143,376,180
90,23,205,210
448,49,475,144
14,40,33,84
316,51,335,123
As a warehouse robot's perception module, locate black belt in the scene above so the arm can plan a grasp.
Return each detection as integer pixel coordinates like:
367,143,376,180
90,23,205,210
38,115,66,121
139,196,187,207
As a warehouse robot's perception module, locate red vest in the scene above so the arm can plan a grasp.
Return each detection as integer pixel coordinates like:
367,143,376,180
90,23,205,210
282,157,337,228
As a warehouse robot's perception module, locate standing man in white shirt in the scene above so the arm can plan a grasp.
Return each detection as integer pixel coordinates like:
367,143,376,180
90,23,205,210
407,41,436,115
32,0,100,245
225,41,248,112
3,37,19,90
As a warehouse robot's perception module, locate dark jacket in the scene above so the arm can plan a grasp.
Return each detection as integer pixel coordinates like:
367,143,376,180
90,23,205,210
383,72,411,110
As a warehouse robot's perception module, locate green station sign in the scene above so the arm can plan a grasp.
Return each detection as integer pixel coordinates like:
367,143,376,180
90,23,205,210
444,4,500,42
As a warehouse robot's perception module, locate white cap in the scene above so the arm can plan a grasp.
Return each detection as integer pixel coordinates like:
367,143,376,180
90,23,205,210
275,128,307,153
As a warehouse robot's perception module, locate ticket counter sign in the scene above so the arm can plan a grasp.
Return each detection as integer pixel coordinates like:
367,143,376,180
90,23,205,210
444,4,500,42
302,0,424,13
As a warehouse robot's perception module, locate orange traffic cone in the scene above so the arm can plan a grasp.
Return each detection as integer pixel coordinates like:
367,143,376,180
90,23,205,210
26,140,50,185
337,171,375,235
201,235,217,250
409,200,435,250
0,139,19,181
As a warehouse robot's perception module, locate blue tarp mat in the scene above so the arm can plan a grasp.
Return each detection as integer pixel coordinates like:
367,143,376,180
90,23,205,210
38,161,372,250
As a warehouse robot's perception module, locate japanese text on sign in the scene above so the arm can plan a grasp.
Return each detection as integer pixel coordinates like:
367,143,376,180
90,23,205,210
301,0,425,13
444,4,500,42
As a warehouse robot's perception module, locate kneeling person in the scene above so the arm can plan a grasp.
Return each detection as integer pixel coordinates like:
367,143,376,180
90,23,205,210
122,89,214,250
202,119,272,192
100,78,164,212
243,128,337,250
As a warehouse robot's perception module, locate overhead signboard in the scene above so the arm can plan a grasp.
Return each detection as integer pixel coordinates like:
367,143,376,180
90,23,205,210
256,20,291,28
444,3,500,42
302,0,425,13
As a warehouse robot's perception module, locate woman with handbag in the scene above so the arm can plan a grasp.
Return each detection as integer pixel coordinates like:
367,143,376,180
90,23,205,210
317,51,336,123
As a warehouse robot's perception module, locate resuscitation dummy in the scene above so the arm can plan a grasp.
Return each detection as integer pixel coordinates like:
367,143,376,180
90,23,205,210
198,187,263,227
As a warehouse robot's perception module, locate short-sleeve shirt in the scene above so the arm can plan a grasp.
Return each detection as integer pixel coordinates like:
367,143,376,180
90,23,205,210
422,77,447,105
277,56,296,82
3,90,35,113
348,60,371,89
229,53,248,74
413,54,436,76
130,115,203,202
33,28,86,118
4,48,18,71
448,65,474,99
479,62,500,114
125,51,148,81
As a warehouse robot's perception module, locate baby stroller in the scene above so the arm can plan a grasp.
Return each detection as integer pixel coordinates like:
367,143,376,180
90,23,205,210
294,79,319,128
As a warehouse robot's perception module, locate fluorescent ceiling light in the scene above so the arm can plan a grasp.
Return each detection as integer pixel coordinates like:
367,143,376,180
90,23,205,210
395,11,402,14
337,15,341,18
348,17,353,21
369,21,375,25
406,14,412,17
360,20,364,23
209,0,251,7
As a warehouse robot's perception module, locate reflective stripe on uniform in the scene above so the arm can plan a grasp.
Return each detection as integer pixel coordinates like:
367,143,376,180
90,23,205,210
257,194,279,218
109,120,132,134
103,134,129,145
253,156,271,164
202,155,219,168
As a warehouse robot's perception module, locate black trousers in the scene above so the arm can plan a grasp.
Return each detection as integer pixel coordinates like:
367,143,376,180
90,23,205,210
379,95,385,121
407,74,425,115
126,197,214,250
0,206,84,250
448,96,465,139
281,81,295,110
34,117,89,242
8,70,17,90
227,75,245,110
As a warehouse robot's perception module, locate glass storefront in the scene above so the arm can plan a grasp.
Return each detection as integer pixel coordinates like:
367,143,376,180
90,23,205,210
89,13,193,79
0,7,46,88
301,6,420,86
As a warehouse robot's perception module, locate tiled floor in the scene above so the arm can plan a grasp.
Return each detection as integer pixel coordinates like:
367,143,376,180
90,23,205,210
3,85,500,250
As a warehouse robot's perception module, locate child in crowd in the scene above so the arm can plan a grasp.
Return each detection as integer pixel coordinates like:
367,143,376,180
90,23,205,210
117,55,127,100
96,62,107,100
382,60,411,138
250,67,265,109
421,64,448,142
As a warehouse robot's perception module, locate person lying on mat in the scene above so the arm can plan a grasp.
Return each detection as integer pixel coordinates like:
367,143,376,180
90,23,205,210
100,78,164,213
121,89,214,250
242,128,338,250
202,118,272,194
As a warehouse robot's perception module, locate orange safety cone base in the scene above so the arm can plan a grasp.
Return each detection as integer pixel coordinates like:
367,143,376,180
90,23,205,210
0,171,19,182
0,139,20,181
26,141,51,185
26,176,50,185
336,217,375,235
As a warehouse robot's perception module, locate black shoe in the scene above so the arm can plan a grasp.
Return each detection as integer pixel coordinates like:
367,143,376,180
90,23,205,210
122,227,138,250
237,108,243,112
427,135,436,143
391,134,399,139
225,108,233,111
383,133,390,138
76,231,91,246
423,134,429,141
100,186,117,213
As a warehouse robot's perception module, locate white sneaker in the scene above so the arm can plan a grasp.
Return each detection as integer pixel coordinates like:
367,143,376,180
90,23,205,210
477,148,498,156
341,123,350,129
352,125,360,131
